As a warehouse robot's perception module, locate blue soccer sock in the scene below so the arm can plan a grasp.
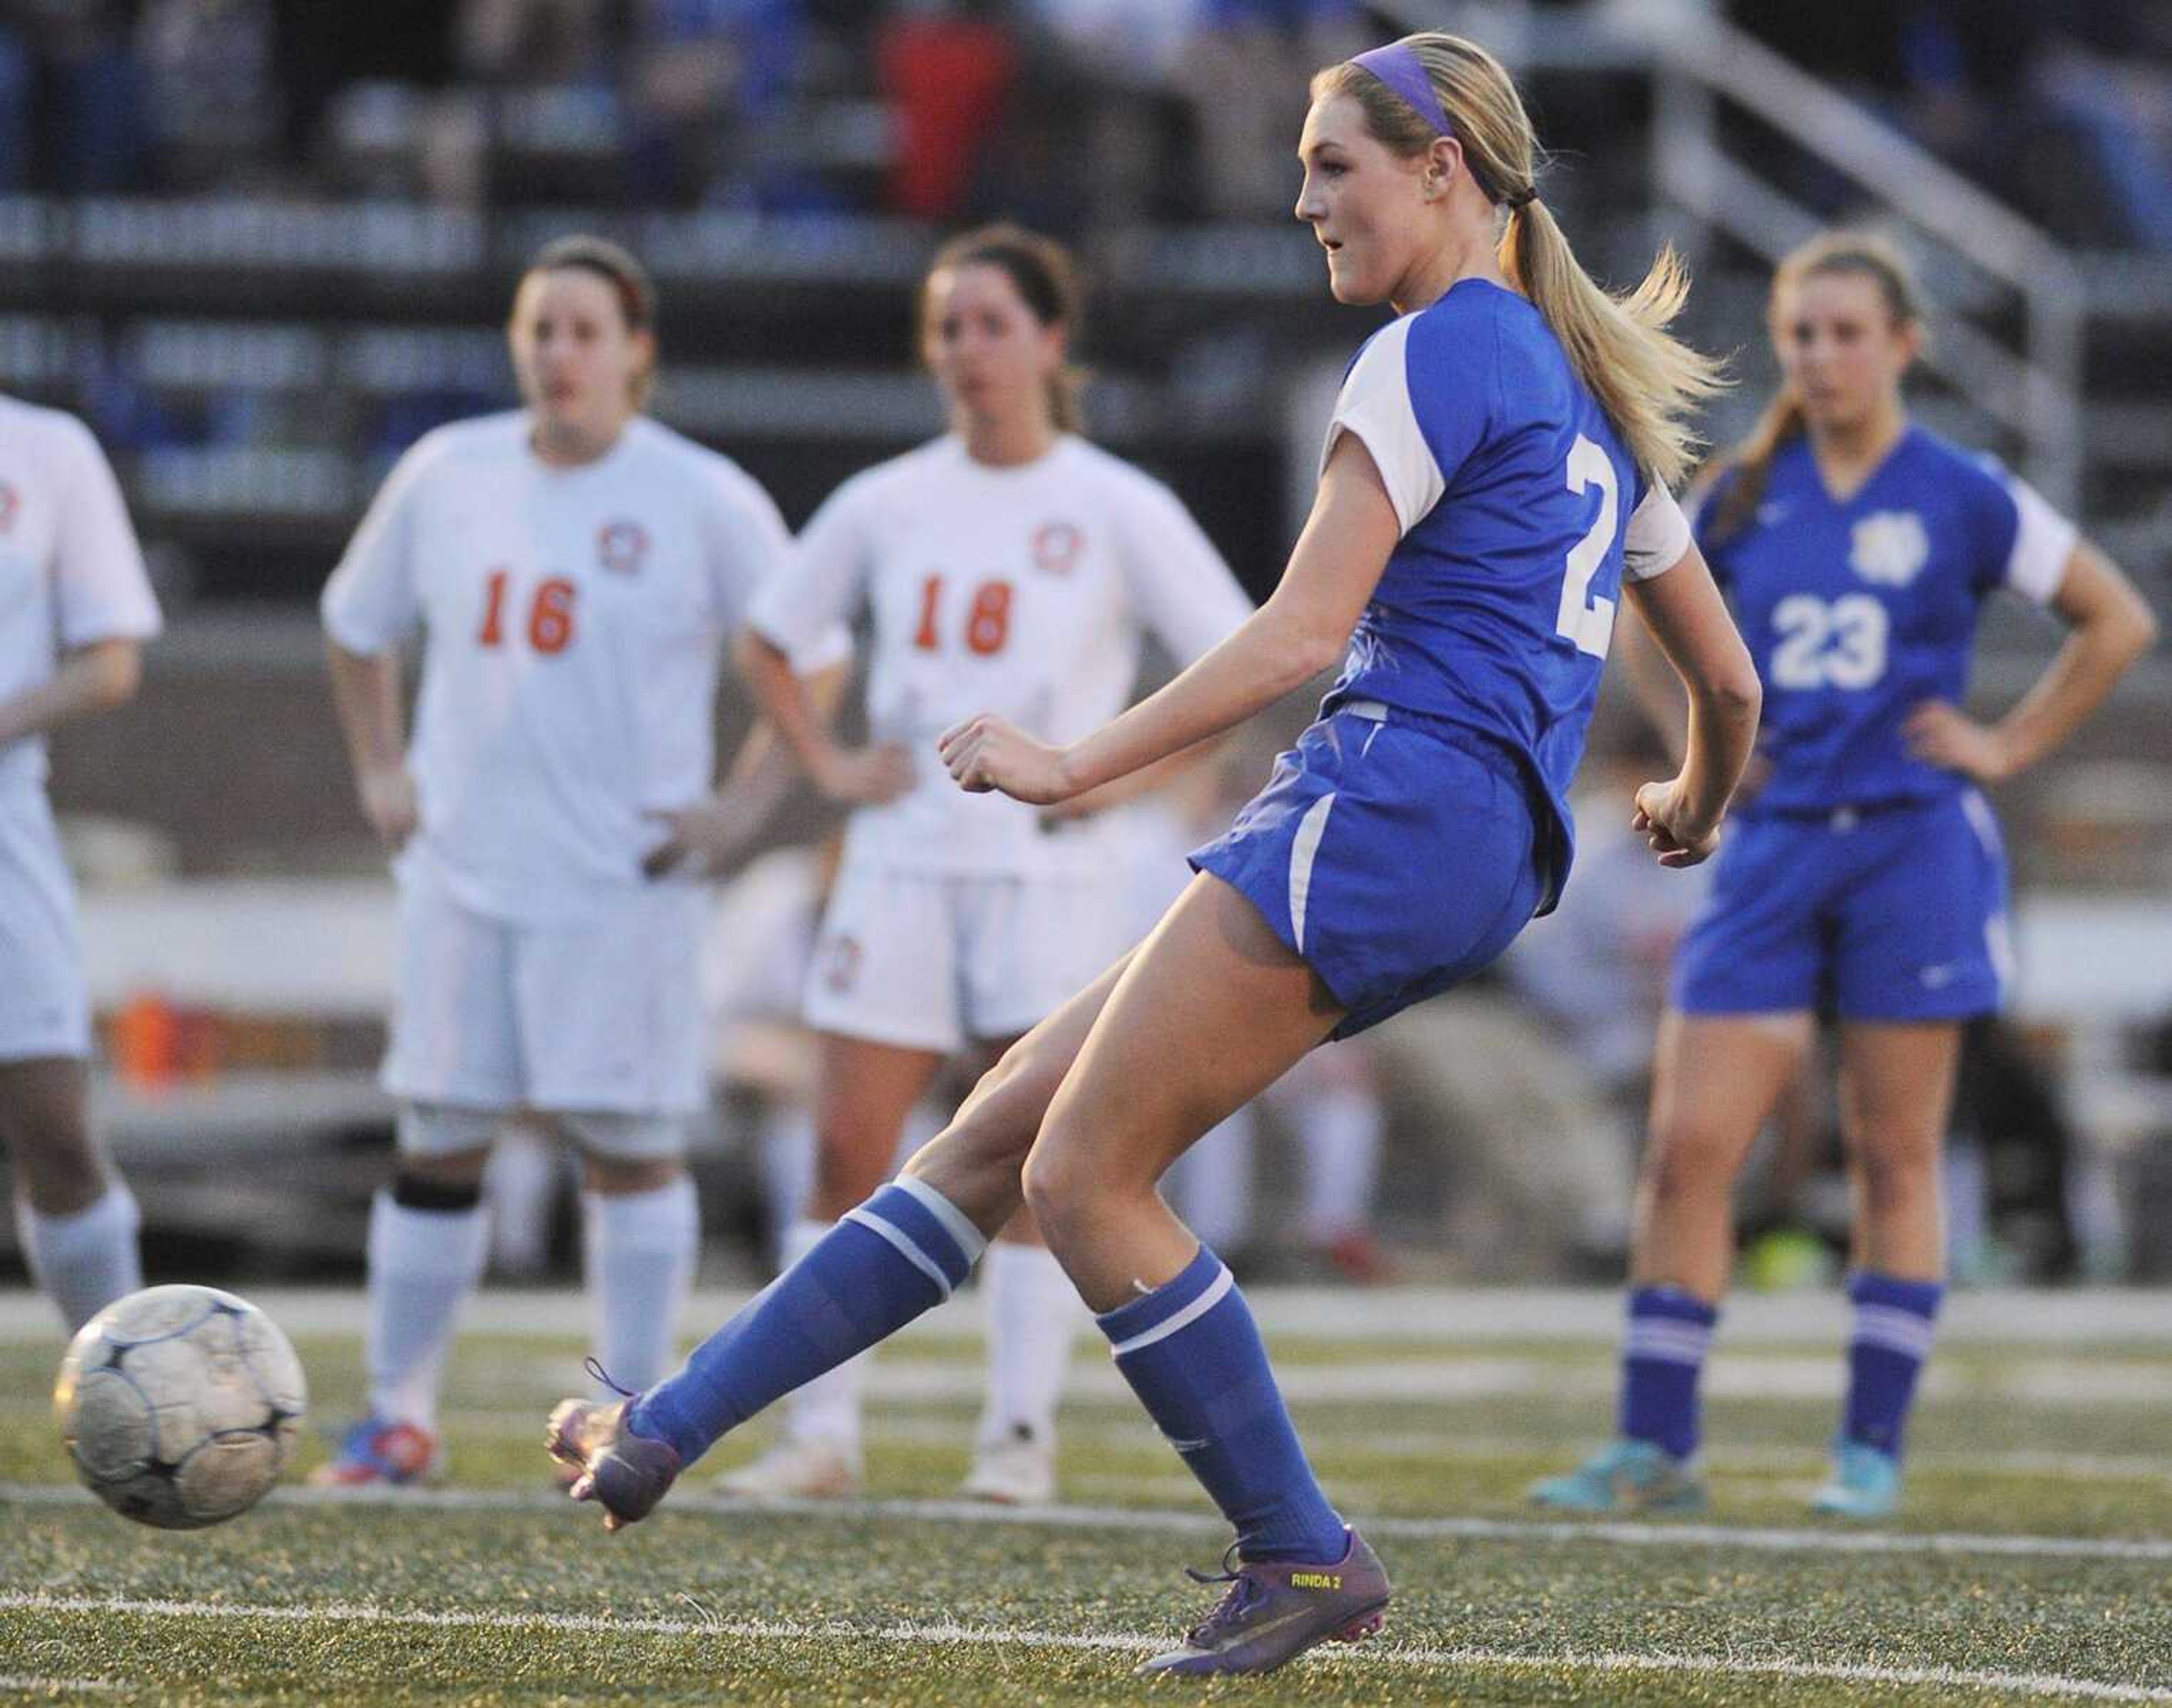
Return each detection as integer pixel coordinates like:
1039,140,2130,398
1839,1269,1942,1459
626,1179,986,1466
1618,1285,1718,1461
1097,1244,1345,1565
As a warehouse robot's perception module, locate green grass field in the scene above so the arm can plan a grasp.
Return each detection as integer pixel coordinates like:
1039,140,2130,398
2,1287,2167,1705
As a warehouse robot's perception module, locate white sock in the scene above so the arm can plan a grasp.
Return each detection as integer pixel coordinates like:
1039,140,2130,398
581,1175,699,1394
779,1217,867,1451
759,1105,815,1249
16,1181,141,1332
976,1240,1081,1448
484,1129,558,1276
1296,1085,1384,1241
1164,1106,1256,1253
365,1192,489,1431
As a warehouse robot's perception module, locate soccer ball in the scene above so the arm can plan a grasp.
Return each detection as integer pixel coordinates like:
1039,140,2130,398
54,1284,308,1530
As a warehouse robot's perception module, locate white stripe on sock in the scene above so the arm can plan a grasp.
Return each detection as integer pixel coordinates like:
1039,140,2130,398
1107,1263,1234,1359
1624,1325,1713,1366
843,1208,955,1301
1852,1305,1937,1358
892,1177,988,1267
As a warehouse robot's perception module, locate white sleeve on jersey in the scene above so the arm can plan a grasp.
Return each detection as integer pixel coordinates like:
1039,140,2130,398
1319,317,1442,536
1999,472,2079,606
50,416,160,646
747,475,872,662
1111,474,1254,666
321,440,431,654
701,461,851,673
1622,481,1693,582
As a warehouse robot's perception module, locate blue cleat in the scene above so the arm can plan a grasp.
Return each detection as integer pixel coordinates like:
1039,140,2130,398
1528,1438,1708,1513
1809,1439,1901,1521
1137,1529,1390,1677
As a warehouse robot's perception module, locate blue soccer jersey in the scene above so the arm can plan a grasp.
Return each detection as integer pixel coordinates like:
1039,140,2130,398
1316,279,1692,905
1692,427,2074,814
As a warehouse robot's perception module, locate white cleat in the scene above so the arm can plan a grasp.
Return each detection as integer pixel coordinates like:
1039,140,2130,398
716,1436,862,1500
960,1425,1057,1507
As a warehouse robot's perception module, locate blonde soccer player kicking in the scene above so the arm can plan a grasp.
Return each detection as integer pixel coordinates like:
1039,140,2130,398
553,32,1758,1677
316,235,839,1485
0,395,159,1332
721,223,1255,1506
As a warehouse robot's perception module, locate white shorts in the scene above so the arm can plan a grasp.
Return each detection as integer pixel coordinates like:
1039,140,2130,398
382,873,706,1117
0,788,90,1062
802,864,1133,1053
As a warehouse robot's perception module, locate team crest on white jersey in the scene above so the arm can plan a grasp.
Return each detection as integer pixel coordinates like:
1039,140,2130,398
0,480,17,533
597,519,649,576
1030,521,1083,575
1848,511,1929,588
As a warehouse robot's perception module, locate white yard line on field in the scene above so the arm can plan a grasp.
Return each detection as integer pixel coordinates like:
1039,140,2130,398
3,1286,2169,1344
0,1593,2164,1703
5,1480,2168,1562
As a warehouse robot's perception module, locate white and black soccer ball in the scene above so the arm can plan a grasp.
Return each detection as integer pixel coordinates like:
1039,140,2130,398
53,1284,308,1530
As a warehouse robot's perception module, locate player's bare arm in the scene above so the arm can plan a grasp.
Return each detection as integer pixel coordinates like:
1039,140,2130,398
324,639,416,851
731,626,911,806
1622,542,1761,867
0,637,141,749
1903,538,2158,783
939,432,1397,804
643,659,851,877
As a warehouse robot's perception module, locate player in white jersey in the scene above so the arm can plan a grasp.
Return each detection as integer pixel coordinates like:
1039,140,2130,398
726,224,1255,1504
0,396,160,1333
316,235,838,1486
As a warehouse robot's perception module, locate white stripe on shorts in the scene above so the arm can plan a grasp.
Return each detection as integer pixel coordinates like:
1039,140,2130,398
1287,793,1337,954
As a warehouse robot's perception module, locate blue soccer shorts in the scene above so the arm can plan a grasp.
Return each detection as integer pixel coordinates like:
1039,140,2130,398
1670,788,2011,1022
1190,705,1551,1039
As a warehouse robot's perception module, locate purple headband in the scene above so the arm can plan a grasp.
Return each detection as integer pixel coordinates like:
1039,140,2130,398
1348,42,1529,208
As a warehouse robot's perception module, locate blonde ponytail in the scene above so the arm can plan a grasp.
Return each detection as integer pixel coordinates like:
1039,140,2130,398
1317,33,1727,489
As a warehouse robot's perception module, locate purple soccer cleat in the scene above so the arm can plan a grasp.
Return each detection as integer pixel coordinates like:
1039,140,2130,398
545,1398,683,1532
1137,1528,1390,1677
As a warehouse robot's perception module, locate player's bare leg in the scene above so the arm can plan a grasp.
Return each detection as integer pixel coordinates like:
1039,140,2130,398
1836,1021,1960,1279
1016,875,1389,1675
0,1056,140,1331
1021,875,1341,1312
547,951,1138,1521
1812,1019,1963,1519
1532,1011,1808,1513
1634,1010,1815,1300
721,1034,944,1497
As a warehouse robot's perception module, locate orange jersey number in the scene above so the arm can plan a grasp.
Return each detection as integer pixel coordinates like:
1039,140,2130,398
913,575,1013,657
479,570,579,655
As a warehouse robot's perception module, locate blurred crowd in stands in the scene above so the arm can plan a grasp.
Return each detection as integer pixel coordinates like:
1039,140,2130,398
1731,0,2172,251
4,2,2171,249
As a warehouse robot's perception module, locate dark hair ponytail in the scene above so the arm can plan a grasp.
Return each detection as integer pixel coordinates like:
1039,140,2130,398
919,222,1088,433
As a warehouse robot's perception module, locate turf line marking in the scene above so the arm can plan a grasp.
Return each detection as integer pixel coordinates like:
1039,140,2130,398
0,1679,119,1695
1,1594,2164,1702
6,1481,2167,1562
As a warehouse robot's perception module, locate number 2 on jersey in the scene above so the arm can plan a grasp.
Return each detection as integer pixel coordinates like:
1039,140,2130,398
914,575,1012,657
1557,434,1618,659
478,569,578,656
